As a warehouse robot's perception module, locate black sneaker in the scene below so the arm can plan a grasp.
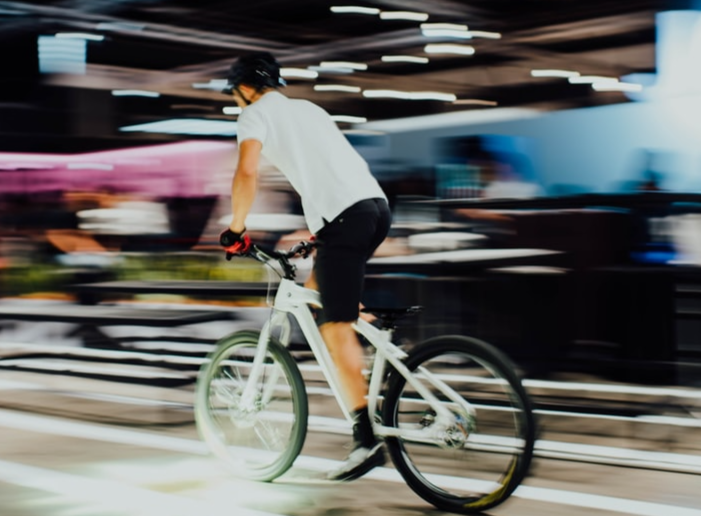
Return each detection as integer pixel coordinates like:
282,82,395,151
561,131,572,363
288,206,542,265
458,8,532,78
327,442,386,481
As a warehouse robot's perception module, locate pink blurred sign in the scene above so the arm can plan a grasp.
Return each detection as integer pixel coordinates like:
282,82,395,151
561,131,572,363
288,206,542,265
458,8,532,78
0,140,236,197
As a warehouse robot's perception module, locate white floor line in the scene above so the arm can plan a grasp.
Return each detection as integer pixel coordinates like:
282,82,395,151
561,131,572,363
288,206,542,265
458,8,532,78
0,408,700,516
1,406,699,473
299,362,701,400
0,408,208,456
0,459,285,516
523,378,701,400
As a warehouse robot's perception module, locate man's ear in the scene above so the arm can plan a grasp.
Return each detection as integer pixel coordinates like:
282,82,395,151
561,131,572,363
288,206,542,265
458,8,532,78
239,84,255,97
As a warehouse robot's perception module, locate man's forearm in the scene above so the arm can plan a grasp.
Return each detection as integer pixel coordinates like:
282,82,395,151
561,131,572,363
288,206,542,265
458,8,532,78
230,169,257,233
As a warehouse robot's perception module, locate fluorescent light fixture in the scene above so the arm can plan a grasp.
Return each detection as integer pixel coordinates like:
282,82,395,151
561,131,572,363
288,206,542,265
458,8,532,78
38,36,86,74
422,29,472,39
314,84,362,93
330,6,380,15
0,8,26,15
96,22,146,31
592,81,644,92
119,119,238,136
192,79,228,90
280,68,319,79
421,23,468,31
381,55,429,64
568,75,617,84
111,90,160,98
468,30,502,39
379,11,429,21
453,99,498,106
223,106,243,115
424,44,475,56
55,32,105,41
308,66,354,74
319,61,368,71
67,163,114,171
331,115,368,124
363,89,457,101
531,69,581,78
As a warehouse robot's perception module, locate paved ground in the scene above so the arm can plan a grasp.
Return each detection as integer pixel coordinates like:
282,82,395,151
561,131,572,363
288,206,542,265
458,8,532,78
1,364,700,516
0,302,700,516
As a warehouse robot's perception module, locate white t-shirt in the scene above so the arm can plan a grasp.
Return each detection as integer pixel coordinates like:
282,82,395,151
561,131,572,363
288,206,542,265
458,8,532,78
236,91,387,234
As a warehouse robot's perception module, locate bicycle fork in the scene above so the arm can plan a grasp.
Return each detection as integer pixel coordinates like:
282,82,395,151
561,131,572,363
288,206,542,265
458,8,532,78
237,311,291,413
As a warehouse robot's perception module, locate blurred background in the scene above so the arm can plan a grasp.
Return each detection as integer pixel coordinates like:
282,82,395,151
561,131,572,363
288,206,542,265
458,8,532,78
1,1,701,515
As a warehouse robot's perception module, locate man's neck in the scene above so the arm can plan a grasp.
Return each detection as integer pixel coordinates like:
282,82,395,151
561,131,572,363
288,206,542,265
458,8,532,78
249,88,274,104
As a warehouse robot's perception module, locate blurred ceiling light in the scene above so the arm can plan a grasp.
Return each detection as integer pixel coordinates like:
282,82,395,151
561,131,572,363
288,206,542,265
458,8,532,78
468,30,502,39
38,36,86,74
308,66,354,74
223,106,243,115
96,22,146,31
192,79,228,90
319,61,368,71
330,6,380,15
453,99,498,106
381,55,429,64
531,69,581,78
363,89,457,101
314,84,362,92
68,162,114,171
379,11,429,21
0,8,27,15
120,119,237,136
421,23,468,31
111,90,160,98
422,29,472,39
592,81,643,92
55,32,104,41
424,44,475,56
280,68,319,79
568,75,617,84
331,115,368,123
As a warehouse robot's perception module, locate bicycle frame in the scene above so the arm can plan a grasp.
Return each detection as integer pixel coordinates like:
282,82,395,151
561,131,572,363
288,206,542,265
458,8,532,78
240,275,475,441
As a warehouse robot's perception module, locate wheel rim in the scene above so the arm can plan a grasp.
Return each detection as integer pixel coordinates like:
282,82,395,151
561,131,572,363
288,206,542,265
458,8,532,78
387,345,533,510
201,341,299,478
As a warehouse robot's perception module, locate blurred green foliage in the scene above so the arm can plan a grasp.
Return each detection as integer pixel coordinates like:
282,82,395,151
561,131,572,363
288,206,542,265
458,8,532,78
116,252,267,282
0,252,268,297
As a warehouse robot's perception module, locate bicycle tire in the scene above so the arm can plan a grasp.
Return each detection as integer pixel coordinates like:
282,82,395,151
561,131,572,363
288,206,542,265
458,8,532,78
195,330,308,482
382,335,535,514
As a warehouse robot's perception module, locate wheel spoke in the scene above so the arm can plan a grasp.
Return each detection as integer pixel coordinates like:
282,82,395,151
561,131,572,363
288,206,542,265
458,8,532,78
194,331,308,482
382,336,535,513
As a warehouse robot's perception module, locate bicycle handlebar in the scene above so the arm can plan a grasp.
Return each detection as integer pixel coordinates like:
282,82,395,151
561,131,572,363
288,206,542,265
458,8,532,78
226,239,317,280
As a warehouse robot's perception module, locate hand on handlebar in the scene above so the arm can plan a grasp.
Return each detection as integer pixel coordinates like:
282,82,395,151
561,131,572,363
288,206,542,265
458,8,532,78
219,228,251,260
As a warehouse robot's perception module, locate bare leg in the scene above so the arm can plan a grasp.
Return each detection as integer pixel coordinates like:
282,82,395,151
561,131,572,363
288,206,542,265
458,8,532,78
320,321,367,411
322,319,386,480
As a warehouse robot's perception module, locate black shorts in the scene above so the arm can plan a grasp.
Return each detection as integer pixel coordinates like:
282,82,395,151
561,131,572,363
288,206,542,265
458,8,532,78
314,198,391,323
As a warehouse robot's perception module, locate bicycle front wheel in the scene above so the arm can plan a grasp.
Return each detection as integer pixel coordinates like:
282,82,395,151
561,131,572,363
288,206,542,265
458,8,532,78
195,330,308,482
382,335,535,514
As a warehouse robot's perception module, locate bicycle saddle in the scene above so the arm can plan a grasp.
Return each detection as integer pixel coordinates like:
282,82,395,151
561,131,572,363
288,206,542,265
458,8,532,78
361,306,422,328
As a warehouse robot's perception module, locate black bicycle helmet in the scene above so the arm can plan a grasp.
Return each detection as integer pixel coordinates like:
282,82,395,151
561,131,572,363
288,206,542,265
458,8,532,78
222,52,286,94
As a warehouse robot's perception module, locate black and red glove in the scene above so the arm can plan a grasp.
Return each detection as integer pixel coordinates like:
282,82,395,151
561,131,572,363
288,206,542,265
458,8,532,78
219,228,251,259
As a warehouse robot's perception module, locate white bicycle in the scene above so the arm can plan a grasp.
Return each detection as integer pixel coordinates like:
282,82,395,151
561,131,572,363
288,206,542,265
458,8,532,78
195,241,536,514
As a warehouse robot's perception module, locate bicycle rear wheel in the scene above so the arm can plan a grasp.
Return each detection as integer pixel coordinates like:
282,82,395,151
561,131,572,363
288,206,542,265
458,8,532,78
195,330,308,481
382,335,535,514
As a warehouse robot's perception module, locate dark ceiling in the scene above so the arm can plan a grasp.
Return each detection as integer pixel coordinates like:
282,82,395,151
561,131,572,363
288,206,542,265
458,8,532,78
0,0,678,152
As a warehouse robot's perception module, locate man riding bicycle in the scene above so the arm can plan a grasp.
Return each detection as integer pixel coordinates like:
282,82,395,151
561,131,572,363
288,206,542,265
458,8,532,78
218,52,392,481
